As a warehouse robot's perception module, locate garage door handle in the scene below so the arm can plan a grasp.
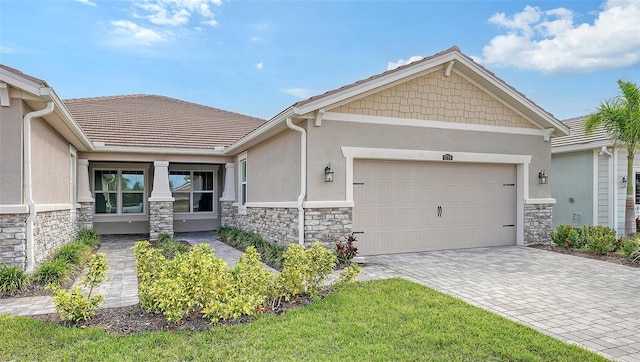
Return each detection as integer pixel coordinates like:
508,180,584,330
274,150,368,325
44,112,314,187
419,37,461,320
437,206,442,217
352,231,365,234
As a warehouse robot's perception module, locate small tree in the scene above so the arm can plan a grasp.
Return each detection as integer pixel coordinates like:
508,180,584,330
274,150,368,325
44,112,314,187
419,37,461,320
585,80,640,237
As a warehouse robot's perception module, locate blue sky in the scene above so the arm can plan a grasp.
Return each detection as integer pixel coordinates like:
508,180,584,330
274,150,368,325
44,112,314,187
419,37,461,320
1,0,639,121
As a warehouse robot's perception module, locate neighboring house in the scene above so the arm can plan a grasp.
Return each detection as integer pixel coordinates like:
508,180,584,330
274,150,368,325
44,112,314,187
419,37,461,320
551,116,636,236
1,46,569,271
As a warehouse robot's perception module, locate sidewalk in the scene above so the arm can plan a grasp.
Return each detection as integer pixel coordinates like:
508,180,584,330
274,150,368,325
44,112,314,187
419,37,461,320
0,231,255,316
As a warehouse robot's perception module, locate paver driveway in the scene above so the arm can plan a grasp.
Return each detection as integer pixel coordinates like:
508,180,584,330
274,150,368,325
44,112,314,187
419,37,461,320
358,246,640,362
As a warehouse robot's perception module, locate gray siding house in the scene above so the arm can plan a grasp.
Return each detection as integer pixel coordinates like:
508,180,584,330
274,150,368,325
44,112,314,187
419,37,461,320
1,46,569,271
551,116,635,236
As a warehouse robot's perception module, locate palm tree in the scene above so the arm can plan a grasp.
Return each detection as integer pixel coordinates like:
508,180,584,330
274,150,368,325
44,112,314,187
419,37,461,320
585,79,640,237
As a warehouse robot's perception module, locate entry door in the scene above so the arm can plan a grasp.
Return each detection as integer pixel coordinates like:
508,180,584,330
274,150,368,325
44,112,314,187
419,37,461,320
352,160,516,255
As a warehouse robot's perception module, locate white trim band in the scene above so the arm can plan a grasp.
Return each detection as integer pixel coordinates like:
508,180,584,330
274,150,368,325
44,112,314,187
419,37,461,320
324,112,551,138
525,198,557,205
0,204,28,214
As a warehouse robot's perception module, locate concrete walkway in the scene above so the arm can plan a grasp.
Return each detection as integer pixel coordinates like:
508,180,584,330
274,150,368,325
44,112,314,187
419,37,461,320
358,246,640,362
0,231,248,316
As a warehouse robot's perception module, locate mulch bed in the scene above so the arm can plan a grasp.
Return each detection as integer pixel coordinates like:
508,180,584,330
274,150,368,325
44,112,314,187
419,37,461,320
530,244,639,268
30,292,324,335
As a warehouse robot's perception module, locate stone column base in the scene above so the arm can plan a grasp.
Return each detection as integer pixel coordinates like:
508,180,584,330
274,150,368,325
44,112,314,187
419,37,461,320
149,201,174,240
78,201,94,231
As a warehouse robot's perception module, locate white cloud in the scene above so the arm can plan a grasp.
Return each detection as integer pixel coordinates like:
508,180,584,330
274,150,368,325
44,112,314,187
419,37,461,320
387,56,424,70
478,0,640,74
134,0,222,28
76,0,97,6
256,62,263,70
110,20,168,46
251,36,263,42
282,87,315,99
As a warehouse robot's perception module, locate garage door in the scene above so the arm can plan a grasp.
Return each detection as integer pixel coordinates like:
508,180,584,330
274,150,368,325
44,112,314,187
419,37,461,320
353,160,516,255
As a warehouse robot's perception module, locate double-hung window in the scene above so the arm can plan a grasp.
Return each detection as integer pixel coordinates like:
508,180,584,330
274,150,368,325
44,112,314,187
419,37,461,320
169,170,214,213
94,169,145,214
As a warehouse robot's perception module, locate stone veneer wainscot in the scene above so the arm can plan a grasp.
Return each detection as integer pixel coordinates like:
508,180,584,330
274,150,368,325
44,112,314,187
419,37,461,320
524,203,553,245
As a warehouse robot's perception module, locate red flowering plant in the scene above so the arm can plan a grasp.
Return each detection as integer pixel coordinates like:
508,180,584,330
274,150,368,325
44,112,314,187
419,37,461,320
335,234,359,266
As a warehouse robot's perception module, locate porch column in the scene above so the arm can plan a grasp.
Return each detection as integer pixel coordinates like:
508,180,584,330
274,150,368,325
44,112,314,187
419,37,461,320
149,161,174,239
77,159,94,230
219,162,237,227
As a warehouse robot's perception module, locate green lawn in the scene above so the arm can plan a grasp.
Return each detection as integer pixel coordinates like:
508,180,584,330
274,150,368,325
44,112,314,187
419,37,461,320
0,278,607,361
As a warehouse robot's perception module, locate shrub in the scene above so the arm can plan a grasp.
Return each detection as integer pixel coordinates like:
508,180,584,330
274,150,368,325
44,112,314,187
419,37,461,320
335,263,362,286
34,259,73,285
52,242,91,265
550,225,581,248
621,238,640,258
336,234,359,264
0,266,29,292
77,229,100,247
217,227,286,270
46,253,109,322
584,226,617,255
154,233,189,259
275,242,336,301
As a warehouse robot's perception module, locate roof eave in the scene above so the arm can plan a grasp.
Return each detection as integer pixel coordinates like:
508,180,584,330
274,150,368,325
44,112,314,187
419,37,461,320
224,107,297,155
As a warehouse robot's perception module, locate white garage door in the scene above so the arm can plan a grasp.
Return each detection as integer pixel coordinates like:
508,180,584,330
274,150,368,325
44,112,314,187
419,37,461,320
353,160,516,255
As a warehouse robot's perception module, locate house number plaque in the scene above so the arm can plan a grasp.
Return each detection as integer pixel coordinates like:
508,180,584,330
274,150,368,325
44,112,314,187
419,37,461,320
442,154,453,161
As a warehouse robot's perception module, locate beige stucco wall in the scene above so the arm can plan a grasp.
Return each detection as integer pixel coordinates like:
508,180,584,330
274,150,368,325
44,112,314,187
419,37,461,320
31,116,71,204
0,100,24,205
242,128,301,202
306,119,551,201
330,70,536,129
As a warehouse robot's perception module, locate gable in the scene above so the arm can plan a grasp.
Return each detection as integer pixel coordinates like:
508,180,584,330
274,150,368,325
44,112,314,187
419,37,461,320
328,70,537,130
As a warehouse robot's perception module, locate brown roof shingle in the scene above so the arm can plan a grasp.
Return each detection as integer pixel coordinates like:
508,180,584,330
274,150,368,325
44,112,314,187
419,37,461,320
0,64,48,87
63,94,265,149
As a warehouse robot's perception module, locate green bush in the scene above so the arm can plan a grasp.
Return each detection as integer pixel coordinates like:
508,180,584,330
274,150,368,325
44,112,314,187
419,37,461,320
550,224,583,248
51,242,91,265
217,227,286,270
621,238,640,258
154,232,189,259
275,242,336,301
0,266,29,292
46,253,109,322
584,226,617,255
34,259,74,285
77,229,100,247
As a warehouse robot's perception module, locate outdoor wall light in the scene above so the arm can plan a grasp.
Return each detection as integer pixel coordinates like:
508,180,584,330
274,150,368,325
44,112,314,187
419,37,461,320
538,169,548,184
622,175,628,185
324,163,334,182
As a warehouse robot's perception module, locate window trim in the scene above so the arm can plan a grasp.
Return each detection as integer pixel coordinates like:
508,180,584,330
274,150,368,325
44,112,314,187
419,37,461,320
92,168,147,216
169,168,218,214
237,152,248,213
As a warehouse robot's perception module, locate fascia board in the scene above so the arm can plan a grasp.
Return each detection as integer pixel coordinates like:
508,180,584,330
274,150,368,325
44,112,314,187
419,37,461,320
454,56,570,137
43,89,94,151
224,107,296,155
91,145,227,156
551,140,613,154
0,68,43,96
295,52,458,115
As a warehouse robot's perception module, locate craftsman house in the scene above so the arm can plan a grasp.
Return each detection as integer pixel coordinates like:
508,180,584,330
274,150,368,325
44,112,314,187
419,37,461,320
0,46,569,271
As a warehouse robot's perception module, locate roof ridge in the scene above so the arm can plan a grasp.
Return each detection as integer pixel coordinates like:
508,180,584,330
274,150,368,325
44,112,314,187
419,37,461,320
63,94,150,103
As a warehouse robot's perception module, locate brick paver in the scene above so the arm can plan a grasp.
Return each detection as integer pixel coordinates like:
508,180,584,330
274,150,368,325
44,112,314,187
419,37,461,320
359,246,640,362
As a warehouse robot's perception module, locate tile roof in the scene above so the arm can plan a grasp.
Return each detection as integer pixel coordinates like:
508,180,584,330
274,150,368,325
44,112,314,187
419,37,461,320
63,94,265,149
551,116,610,149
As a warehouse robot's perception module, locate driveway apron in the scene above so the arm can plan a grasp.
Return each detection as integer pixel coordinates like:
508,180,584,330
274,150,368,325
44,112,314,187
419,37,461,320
359,246,640,362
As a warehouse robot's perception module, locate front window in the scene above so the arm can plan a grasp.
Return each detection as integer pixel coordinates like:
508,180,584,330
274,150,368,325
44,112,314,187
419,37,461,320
170,170,214,213
94,169,145,214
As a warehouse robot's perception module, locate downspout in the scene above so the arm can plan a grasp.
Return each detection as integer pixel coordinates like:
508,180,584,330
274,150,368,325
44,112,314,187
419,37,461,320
286,117,306,245
24,101,55,272
599,146,615,230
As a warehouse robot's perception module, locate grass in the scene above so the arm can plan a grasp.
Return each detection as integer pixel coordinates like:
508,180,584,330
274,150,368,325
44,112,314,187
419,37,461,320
0,278,607,361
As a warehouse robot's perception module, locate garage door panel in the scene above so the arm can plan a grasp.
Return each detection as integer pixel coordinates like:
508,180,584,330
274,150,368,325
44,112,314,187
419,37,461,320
353,160,516,255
